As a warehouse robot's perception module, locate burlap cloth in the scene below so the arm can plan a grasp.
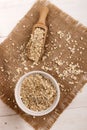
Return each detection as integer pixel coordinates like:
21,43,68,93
0,0,87,130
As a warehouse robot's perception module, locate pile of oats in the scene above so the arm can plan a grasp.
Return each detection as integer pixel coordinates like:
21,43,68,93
20,74,57,111
27,28,45,62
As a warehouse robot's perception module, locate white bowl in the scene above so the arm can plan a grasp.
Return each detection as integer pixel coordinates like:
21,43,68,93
15,71,60,116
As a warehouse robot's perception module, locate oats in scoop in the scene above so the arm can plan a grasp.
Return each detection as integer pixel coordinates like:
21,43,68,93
26,28,45,62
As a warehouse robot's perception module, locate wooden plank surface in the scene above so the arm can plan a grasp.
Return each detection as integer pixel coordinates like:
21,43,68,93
0,0,87,130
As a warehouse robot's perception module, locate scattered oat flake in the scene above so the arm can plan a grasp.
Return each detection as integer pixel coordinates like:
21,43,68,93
16,68,22,74
12,42,14,46
80,37,83,40
49,24,52,27
42,56,47,61
54,46,57,50
23,25,26,28
54,39,57,42
43,117,46,120
31,13,33,17
69,81,74,84
0,66,4,72
30,65,34,68
59,44,61,48
51,40,53,43
50,32,53,35
33,62,38,66
9,38,12,41
24,67,28,70
14,105,17,108
80,51,82,54
4,59,8,63
8,98,10,101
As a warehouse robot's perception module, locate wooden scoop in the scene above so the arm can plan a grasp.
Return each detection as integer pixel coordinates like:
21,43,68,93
33,6,49,40
27,6,49,62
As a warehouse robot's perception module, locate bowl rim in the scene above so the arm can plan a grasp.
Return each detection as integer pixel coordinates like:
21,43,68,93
15,70,60,116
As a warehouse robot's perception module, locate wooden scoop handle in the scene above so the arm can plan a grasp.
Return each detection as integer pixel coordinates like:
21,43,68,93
37,6,49,25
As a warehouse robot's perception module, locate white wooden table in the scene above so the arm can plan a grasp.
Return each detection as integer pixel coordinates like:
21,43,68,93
0,0,87,130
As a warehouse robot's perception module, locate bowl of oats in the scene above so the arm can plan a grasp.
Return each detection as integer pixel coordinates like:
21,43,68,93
15,71,60,116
